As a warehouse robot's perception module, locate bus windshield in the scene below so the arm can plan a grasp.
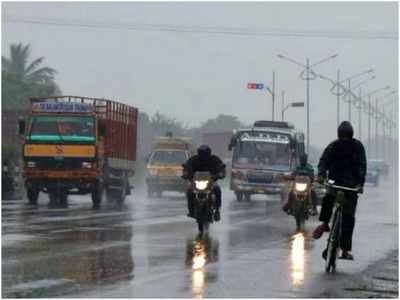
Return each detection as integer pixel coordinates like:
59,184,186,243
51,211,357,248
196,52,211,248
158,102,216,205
27,115,95,144
233,140,292,171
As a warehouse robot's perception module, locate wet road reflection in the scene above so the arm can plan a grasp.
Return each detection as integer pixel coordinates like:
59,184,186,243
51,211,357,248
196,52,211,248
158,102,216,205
289,232,307,287
186,235,219,298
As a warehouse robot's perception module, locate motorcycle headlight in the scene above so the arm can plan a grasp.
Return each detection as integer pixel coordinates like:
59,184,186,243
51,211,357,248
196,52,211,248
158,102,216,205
82,162,95,169
148,168,158,176
295,183,308,192
27,161,36,168
195,180,209,190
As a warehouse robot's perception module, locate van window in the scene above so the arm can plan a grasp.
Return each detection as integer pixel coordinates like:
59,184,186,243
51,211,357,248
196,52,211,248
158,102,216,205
150,150,187,166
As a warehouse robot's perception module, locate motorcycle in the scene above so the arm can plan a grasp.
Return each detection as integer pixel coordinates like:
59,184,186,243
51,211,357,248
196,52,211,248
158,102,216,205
191,171,218,234
286,174,313,231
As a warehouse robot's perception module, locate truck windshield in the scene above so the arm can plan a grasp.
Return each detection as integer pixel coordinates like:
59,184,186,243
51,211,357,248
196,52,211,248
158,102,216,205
150,150,187,166
233,140,291,171
27,115,95,144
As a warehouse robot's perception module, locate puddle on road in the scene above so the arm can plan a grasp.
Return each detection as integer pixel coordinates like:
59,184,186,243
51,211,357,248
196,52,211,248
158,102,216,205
3,214,136,294
185,235,219,298
288,232,309,287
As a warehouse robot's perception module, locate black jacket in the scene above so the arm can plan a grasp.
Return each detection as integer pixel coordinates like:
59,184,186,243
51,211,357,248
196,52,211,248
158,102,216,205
318,138,366,187
184,154,224,179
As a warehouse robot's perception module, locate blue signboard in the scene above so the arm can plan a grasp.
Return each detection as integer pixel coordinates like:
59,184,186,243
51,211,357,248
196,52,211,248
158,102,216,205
33,102,93,113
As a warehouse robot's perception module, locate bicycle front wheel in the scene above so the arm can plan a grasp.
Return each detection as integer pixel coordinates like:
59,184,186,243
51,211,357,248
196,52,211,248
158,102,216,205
325,209,342,272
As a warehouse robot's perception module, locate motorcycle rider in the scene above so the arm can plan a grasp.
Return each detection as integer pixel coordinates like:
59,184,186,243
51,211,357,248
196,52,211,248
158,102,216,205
313,121,366,260
282,153,318,215
183,145,225,221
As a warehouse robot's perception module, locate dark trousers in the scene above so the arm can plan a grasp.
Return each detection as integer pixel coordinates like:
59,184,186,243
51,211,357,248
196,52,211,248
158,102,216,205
319,191,358,251
187,184,221,213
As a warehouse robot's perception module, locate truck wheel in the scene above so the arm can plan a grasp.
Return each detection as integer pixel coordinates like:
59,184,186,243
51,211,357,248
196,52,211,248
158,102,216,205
236,192,243,202
27,188,39,205
92,182,104,208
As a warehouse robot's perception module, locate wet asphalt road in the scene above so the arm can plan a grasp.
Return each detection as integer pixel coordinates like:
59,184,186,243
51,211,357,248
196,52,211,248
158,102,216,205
2,176,398,298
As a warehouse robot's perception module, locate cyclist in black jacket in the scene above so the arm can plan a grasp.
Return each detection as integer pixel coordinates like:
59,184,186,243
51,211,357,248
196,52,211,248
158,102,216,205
313,121,366,260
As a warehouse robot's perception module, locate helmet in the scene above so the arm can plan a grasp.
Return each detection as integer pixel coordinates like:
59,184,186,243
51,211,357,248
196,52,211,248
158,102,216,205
197,145,211,158
299,154,308,166
338,121,354,139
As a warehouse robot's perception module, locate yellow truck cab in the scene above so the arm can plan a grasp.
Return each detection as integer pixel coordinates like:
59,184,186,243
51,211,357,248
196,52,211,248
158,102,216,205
146,136,195,197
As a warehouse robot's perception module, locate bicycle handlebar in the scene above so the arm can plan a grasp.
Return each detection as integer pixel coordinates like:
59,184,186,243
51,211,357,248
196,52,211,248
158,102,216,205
324,181,361,192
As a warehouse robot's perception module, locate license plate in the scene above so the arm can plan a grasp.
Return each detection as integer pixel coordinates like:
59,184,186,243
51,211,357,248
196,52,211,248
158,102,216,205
159,169,175,176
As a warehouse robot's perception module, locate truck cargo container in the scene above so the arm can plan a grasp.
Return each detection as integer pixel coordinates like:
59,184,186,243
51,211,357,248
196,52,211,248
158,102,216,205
19,96,138,207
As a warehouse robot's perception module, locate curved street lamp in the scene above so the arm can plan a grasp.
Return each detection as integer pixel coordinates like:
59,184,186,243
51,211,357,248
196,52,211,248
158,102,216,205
277,53,338,153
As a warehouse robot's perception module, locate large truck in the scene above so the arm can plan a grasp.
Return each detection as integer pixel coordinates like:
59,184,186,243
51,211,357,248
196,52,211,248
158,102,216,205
229,120,305,201
145,136,195,197
19,96,138,207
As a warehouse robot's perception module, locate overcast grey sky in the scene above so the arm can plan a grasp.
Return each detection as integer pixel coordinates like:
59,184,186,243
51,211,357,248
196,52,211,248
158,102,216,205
2,1,398,149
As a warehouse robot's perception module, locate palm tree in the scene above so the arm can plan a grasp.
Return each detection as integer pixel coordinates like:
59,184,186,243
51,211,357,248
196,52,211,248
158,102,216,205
2,43,57,84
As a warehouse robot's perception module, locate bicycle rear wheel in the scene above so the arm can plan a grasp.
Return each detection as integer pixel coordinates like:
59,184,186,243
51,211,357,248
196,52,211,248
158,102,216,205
325,209,342,272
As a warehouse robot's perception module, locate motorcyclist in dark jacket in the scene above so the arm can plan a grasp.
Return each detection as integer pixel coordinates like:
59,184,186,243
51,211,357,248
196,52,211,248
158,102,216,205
183,145,225,221
313,121,366,260
282,153,318,215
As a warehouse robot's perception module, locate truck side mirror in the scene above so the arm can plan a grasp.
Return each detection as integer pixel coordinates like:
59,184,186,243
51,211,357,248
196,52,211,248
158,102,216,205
18,119,25,136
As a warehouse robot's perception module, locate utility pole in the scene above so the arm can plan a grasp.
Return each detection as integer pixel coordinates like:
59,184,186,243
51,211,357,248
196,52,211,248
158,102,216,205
277,53,337,154
348,79,352,121
306,59,310,153
382,106,386,160
358,88,362,140
337,70,340,127
375,98,379,158
272,71,276,121
281,90,285,121
368,95,372,157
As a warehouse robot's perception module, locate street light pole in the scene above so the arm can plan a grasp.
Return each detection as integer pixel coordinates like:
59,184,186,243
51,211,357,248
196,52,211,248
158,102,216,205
306,58,310,153
282,101,304,121
368,94,372,157
348,79,352,121
281,90,285,121
374,92,398,159
277,53,337,153
337,70,340,126
358,88,362,140
272,71,276,121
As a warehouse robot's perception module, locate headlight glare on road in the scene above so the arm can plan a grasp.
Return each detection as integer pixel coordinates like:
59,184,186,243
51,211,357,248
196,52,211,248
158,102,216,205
295,183,307,192
27,161,36,168
195,180,209,190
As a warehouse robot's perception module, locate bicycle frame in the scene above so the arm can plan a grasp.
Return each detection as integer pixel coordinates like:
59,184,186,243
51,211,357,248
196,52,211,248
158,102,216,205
324,180,359,273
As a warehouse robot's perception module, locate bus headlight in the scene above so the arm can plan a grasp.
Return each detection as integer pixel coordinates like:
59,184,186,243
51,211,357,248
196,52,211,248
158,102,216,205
27,161,36,168
82,162,95,169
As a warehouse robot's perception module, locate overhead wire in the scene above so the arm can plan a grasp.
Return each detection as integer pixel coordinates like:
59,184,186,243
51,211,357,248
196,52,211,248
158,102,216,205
2,15,398,40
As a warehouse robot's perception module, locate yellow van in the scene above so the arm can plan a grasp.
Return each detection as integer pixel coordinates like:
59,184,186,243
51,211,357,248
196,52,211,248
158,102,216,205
146,137,195,197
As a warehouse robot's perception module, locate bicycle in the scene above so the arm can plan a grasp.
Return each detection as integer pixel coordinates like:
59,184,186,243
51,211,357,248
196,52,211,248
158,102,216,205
323,179,361,273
